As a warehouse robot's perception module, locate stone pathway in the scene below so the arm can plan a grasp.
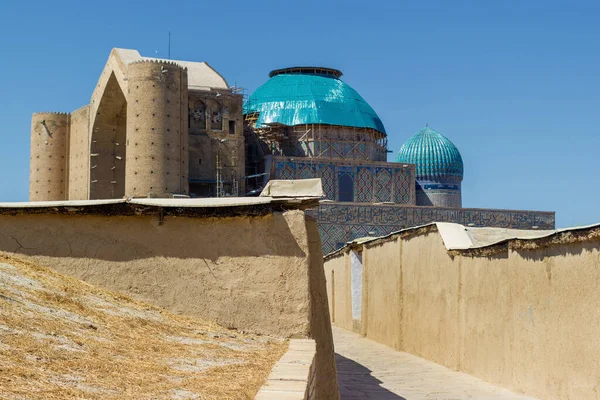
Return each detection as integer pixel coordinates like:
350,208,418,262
333,327,538,400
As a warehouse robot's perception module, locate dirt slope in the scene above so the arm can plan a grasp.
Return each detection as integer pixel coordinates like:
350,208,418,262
0,252,287,399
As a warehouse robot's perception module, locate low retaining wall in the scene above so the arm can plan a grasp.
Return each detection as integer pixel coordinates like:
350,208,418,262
0,200,339,399
324,223,600,400
255,339,316,400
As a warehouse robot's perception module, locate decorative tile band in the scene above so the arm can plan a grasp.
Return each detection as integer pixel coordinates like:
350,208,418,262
310,203,556,254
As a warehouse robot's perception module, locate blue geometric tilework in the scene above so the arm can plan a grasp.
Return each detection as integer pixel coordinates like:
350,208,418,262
353,143,367,159
311,203,556,254
318,164,335,200
272,157,415,204
394,168,413,204
356,167,373,203
278,162,296,180
298,163,315,179
343,143,353,158
317,142,330,158
374,167,392,203
330,143,344,158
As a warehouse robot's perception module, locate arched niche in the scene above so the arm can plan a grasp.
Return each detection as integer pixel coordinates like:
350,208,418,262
339,173,354,202
90,73,126,199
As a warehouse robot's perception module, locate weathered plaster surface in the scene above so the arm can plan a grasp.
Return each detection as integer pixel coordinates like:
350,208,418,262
325,229,600,400
0,209,339,399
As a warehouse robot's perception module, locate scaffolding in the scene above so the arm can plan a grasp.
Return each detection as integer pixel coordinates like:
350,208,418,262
215,150,223,198
243,116,388,162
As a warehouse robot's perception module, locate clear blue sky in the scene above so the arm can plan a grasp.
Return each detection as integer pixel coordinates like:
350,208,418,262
1,0,598,228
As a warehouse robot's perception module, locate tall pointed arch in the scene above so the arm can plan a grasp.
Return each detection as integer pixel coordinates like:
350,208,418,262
89,72,127,199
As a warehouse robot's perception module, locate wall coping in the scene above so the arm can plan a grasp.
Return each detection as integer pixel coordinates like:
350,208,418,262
255,339,316,400
324,221,600,260
0,196,320,218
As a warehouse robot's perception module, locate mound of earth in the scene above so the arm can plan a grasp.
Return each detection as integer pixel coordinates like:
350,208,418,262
0,252,287,399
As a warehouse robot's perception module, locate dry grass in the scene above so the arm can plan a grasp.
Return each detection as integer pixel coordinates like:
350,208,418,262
0,252,287,399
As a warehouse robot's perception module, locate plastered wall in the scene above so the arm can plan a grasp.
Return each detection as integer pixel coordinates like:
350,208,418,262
0,209,339,399
325,229,600,400
458,241,600,400
400,233,460,367
324,253,352,332
361,239,404,350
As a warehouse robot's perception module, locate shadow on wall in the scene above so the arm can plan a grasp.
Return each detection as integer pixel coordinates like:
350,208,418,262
0,210,315,341
335,353,406,400
0,213,306,262
0,210,341,399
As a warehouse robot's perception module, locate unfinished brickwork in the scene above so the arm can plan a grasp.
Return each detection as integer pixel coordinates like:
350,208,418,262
188,90,245,197
29,48,242,201
68,106,90,200
29,112,70,201
125,61,189,198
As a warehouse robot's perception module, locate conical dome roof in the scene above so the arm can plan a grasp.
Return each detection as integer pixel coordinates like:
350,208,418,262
396,126,463,181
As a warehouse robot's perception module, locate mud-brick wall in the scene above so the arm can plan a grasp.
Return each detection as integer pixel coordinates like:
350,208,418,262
30,112,70,201
0,209,339,399
126,61,189,198
68,105,90,200
188,90,245,196
324,229,600,400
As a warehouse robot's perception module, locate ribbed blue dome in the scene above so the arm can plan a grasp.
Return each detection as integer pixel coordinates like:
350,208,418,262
243,67,386,134
396,127,464,180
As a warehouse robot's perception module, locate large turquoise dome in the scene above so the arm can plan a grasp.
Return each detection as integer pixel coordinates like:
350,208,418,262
396,126,463,181
243,67,386,134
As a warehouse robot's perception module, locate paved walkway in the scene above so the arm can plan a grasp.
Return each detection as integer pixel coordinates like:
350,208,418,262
333,327,538,400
